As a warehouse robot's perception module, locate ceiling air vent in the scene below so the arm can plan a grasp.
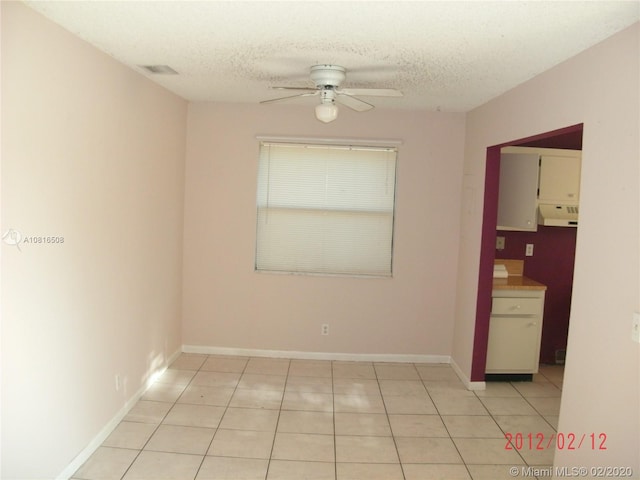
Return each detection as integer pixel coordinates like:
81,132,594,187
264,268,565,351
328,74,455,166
140,65,178,75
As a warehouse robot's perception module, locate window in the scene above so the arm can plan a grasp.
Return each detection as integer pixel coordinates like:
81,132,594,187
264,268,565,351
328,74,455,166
255,141,397,276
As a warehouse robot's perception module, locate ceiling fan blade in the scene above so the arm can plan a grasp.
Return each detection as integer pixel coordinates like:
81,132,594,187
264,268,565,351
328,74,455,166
260,91,318,105
339,88,403,97
336,94,374,112
269,86,318,92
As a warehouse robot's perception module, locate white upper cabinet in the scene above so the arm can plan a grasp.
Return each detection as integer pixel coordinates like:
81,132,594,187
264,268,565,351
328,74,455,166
497,147,581,231
497,152,540,231
538,154,581,205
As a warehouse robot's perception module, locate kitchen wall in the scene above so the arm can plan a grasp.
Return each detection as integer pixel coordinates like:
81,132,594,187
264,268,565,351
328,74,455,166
496,226,577,364
454,21,639,468
1,3,187,479
182,103,466,358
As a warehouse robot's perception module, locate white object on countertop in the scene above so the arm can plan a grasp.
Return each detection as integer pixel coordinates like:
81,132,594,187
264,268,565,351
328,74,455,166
493,264,508,278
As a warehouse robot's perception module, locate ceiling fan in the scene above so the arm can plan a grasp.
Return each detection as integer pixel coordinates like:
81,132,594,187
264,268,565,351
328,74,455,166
260,64,403,123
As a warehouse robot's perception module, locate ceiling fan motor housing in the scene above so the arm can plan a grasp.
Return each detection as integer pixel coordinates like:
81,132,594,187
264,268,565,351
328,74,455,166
319,89,337,104
310,65,346,89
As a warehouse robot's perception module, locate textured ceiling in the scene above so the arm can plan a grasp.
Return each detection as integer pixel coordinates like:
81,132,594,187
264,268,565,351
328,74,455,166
25,1,640,112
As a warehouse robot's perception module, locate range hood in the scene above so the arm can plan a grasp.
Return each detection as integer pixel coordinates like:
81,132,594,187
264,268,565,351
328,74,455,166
538,204,578,227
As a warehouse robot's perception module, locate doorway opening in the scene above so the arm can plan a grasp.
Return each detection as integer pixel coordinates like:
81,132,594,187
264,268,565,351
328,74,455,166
470,123,583,382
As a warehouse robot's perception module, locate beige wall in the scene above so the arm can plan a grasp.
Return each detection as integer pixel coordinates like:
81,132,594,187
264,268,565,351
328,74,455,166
1,3,187,478
182,103,465,357
453,23,639,468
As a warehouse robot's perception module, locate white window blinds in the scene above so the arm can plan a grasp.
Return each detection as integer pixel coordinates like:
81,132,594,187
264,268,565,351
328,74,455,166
255,141,397,276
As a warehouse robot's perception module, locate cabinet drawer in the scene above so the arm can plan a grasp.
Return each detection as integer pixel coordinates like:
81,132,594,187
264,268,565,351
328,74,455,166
492,297,541,315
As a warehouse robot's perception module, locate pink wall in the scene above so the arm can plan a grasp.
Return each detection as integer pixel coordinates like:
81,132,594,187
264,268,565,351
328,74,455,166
1,4,187,478
455,22,639,468
182,103,466,358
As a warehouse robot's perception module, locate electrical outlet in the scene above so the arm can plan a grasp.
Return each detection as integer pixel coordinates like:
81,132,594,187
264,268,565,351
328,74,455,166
632,312,640,343
525,243,534,256
321,324,329,336
496,236,505,250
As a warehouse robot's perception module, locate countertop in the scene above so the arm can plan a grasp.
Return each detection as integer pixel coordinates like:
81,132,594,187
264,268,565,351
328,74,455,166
493,275,547,291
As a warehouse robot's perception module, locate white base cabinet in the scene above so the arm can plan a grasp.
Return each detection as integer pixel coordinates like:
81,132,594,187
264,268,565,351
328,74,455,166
486,289,546,374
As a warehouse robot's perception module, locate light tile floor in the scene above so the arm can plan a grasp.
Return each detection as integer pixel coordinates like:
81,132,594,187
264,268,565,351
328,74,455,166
72,354,564,480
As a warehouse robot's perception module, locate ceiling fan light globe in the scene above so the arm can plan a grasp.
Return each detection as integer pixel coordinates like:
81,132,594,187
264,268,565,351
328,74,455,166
315,103,338,123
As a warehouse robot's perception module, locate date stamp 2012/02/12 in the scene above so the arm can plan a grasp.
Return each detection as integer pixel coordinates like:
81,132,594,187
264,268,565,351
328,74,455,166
505,432,607,451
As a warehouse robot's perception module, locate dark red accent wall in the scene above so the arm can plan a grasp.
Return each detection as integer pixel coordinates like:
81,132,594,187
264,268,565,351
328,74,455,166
471,123,583,382
496,226,577,363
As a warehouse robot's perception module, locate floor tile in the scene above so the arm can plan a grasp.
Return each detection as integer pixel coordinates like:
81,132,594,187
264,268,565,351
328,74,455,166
516,441,555,466
288,360,332,378
218,407,279,431
277,410,334,435
511,381,562,398
543,414,559,429
266,460,335,480
208,428,275,459
334,412,391,436
424,380,476,396
335,435,399,463
281,391,334,412
473,382,521,397
196,456,268,480
526,396,562,416
333,393,385,414
378,379,427,396
272,432,335,462
538,364,564,384
191,371,240,388
229,388,283,409
141,383,186,403
336,462,404,480
374,364,420,380
492,414,556,437
453,438,525,465
333,378,380,395
432,395,489,415
144,424,215,455
383,394,437,414
403,463,472,480
200,356,248,373
395,437,463,463
170,353,207,371
102,421,157,449
244,357,290,375
237,373,287,392
466,464,521,479
415,365,460,382
155,368,196,387
285,376,333,394
73,446,138,480
123,401,172,424
388,414,448,437
479,396,539,416
442,415,504,438
73,356,565,479
121,450,202,480
177,385,235,407
162,403,225,429
332,362,376,379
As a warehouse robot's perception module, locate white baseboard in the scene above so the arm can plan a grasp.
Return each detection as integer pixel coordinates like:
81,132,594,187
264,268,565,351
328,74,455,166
56,348,182,480
450,357,486,391
182,344,450,365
